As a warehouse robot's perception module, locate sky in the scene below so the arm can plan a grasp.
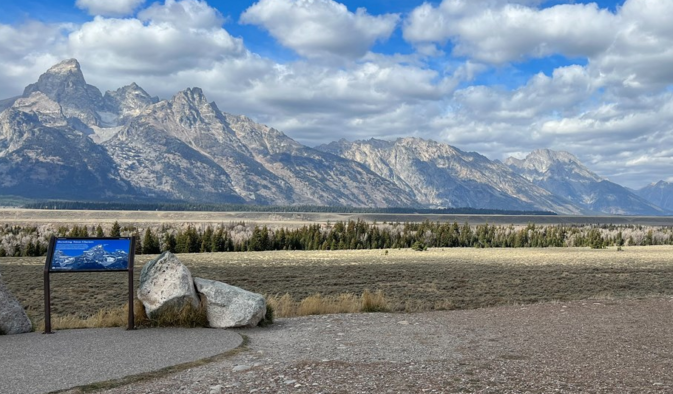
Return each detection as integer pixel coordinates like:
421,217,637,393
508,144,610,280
0,0,671,189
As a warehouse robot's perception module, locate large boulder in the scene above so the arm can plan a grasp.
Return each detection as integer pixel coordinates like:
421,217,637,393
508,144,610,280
137,251,200,318
194,277,266,328
0,273,32,334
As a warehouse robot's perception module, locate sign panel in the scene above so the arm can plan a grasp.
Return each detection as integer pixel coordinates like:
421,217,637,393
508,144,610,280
48,238,132,272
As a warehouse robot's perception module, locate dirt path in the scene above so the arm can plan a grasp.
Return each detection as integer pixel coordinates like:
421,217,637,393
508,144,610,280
82,297,673,394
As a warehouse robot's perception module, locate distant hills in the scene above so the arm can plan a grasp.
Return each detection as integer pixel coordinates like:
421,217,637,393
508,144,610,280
505,149,665,216
0,59,669,216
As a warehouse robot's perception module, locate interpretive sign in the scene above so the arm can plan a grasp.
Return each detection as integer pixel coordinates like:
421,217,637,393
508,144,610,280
44,236,136,333
48,238,131,272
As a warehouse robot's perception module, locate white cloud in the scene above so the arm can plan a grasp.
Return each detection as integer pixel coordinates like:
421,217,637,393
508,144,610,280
138,0,223,29
75,0,146,17
404,0,616,64
588,0,673,95
67,1,244,81
240,0,399,60
0,21,71,95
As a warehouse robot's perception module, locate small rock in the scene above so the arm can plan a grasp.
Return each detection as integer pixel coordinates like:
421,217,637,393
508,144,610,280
398,320,409,325
209,384,223,394
232,365,252,372
284,379,297,385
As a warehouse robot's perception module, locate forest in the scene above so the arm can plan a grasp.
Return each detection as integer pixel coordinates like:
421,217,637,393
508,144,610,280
1,219,671,258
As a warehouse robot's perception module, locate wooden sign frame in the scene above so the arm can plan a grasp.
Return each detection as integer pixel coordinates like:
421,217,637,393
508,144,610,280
43,236,136,333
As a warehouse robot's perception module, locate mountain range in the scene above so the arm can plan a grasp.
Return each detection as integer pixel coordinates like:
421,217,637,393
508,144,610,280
0,59,669,216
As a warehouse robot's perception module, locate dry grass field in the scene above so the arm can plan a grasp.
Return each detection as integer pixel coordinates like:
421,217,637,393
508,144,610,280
2,246,672,326
2,208,673,228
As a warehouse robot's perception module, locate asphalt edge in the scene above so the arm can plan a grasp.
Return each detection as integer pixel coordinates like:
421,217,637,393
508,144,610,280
48,334,249,394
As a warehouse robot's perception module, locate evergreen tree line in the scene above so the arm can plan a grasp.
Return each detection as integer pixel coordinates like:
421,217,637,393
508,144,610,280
1,220,672,257
24,200,555,216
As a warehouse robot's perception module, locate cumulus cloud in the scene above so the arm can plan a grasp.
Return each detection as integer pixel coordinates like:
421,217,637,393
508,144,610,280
138,0,223,28
75,0,146,17
588,0,673,95
67,0,244,81
241,0,399,60
0,21,71,94
404,0,616,64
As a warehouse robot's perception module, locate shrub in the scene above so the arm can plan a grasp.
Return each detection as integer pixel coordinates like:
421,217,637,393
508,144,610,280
258,303,274,327
136,296,209,328
411,241,427,251
361,289,388,312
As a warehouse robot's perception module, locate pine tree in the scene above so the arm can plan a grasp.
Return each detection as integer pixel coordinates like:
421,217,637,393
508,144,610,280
110,221,121,237
142,228,160,254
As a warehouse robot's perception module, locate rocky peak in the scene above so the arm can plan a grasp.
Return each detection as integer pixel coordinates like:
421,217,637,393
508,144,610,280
173,87,210,108
45,58,81,74
224,113,302,155
103,82,158,123
24,59,88,101
506,149,602,182
637,180,673,212
506,149,664,215
166,87,219,128
22,58,103,126
651,180,671,188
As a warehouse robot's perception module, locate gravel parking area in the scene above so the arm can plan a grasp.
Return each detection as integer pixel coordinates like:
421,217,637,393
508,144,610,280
88,297,673,394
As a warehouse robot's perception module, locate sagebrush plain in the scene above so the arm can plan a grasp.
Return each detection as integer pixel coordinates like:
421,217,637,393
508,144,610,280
2,246,673,325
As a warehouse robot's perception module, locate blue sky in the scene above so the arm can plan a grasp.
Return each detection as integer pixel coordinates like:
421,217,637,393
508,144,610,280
0,0,671,189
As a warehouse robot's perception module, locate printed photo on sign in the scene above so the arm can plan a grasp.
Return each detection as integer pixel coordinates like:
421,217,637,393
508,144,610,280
50,239,131,271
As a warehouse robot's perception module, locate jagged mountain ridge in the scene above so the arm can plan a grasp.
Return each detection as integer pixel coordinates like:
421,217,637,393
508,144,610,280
317,138,584,214
0,59,416,207
638,181,673,211
505,149,666,215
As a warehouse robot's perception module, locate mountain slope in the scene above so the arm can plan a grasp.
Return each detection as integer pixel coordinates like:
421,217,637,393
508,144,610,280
226,115,418,208
506,149,666,215
637,181,673,211
110,87,417,206
0,104,133,200
1,59,416,207
318,138,582,214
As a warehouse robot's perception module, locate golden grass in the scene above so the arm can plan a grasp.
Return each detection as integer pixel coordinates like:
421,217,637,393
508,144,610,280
267,289,389,317
36,304,130,331
35,297,210,331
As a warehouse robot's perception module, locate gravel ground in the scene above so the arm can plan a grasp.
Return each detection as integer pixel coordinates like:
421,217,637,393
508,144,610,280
83,297,673,394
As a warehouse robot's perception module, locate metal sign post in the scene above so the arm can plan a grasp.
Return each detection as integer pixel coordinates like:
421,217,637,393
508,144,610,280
43,236,136,334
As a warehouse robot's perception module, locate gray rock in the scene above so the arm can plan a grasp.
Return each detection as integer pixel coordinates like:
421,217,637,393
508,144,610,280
194,277,266,328
137,252,200,318
0,273,32,335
